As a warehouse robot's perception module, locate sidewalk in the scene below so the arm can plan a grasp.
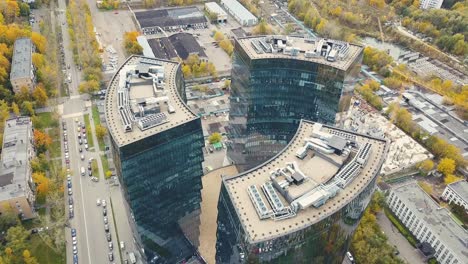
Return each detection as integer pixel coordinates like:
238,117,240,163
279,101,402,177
377,211,425,264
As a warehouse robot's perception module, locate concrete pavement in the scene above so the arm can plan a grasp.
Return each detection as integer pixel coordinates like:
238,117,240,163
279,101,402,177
377,211,424,264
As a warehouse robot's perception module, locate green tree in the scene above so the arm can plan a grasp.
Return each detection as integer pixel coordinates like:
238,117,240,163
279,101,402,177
10,102,20,116
21,101,35,116
5,225,29,254
209,132,222,144
0,203,19,231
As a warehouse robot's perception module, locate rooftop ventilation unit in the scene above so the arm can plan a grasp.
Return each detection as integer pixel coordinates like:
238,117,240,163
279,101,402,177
335,162,361,188
117,90,125,109
251,40,263,54
137,113,167,131
356,142,372,166
119,108,133,132
247,185,270,220
262,181,285,212
258,39,272,53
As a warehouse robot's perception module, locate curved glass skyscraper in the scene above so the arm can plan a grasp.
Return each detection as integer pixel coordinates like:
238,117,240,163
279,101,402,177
227,36,363,171
105,56,204,262
216,121,388,263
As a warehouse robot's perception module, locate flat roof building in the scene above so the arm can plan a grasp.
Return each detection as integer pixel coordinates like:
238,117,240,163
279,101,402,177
220,0,258,26
216,121,388,263
10,38,35,93
442,180,468,211
136,6,207,35
420,0,444,9
105,56,205,262
0,117,35,220
147,33,207,61
388,182,468,264
227,36,363,171
205,2,228,23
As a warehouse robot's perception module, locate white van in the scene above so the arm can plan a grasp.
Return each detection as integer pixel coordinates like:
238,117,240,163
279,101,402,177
80,167,85,176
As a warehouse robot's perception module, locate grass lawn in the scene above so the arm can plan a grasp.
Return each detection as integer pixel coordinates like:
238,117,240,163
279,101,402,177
84,114,95,150
35,112,58,129
101,155,110,178
30,235,65,264
92,159,99,178
92,105,106,151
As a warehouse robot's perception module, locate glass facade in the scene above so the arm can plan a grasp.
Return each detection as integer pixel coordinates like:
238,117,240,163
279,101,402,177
215,176,378,264
111,69,205,262
227,42,362,171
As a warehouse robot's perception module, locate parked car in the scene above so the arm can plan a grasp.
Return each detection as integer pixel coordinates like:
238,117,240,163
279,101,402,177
68,188,72,195
102,199,107,208
108,253,114,261
85,144,88,150
71,228,76,237
120,241,125,250
108,242,113,250
103,217,108,224
106,233,112,242
96,198,101,206
80,154,84,161
68,196,73,205
103,208,107,216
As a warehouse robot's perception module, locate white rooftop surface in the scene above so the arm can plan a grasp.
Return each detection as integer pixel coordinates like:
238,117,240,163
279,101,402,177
105,56,198,147
0,117,33,201
343,100,432,175
205,2,228,16
223,121,387,243
447,180,468,202
237,36,363,71
392,183,468,260
221,0,257,21
136,36,155,58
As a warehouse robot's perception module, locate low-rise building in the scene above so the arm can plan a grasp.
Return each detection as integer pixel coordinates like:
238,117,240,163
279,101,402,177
10,38,35,93
220,0,257,26
419,0,444,9
0,117,35,219
205,2,228,23
387,182,468,264
442,180,468,211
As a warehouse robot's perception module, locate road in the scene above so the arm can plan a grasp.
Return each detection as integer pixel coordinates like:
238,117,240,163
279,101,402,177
52,0,142,263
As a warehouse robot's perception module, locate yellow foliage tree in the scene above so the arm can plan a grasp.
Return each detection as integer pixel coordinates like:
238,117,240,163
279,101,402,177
444,174,462,185
32,172,50,197
31,32,46,54
32,84,48,107
418,159,434,175
437,158,456,176
213,31,224,42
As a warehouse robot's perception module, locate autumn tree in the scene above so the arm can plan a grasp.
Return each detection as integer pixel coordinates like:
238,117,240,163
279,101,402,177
21,101,34,116
213,31,224,42
32,84,48,107
32,172,50,197
437,158,456,176
209,132,222,144
10,102,19,116
444,174,462,185
219,39,234,56
181,65,192,78
23,250,39,264
33,129,52,153
0,203,18,231
252,20,273,35
417,159,434,175
123,31,143,55
95,124,107,140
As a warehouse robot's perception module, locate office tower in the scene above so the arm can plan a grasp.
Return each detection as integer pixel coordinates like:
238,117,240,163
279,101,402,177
105,56,204,261
216,121,388,263
227,36,363,171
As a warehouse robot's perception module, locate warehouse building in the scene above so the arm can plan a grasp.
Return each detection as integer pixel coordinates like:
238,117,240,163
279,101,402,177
205,2,227,23
220,0,257,26
135,6,207,35
147,33,207,61
387,183,468,264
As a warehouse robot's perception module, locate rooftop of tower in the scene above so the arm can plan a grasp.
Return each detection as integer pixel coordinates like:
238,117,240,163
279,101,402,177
105,56,198,147
223,121,388,243
237,35,363,71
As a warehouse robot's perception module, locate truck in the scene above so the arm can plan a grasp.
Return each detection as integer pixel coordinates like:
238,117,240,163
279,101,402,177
128,252,136,264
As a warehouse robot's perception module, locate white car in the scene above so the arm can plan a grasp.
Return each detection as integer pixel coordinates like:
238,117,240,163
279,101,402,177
120,241,125,250
80,154,84,161
96,198,101,206
102,199,107,207
85,144,88,150
72,236,77,245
